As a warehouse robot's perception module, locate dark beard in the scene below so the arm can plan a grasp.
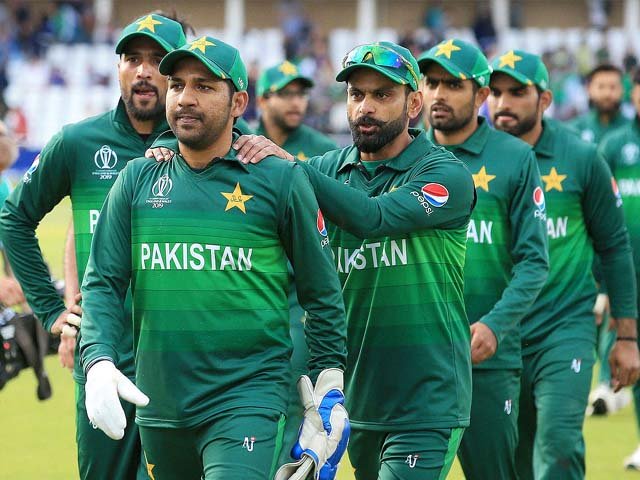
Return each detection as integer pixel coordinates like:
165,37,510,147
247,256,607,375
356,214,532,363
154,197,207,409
349,104,408,153
123,81,164,122
271,111,299,134
495,111,538,137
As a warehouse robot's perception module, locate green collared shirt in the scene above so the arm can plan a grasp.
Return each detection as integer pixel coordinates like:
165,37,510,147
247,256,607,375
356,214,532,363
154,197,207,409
569,108,629,144
0,99,169,383
427,118,548,370
79,133,347,428
522,119,637,354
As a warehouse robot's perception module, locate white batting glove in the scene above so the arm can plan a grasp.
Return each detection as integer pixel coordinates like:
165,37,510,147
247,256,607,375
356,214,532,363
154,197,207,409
85,360,149,440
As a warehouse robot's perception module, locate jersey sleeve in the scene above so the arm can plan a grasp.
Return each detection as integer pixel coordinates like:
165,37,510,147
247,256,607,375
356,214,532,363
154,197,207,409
583,151,638,319
296,156,476,238
278,164,347,381
0,131,71,330
480,151,549,344
79,164,135,372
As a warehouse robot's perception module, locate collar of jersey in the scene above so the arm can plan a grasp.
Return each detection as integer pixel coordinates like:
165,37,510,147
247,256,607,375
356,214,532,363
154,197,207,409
427,116,489,155
337,128,430,173
255,118,304,151
155,131,250,173
533,119,554,158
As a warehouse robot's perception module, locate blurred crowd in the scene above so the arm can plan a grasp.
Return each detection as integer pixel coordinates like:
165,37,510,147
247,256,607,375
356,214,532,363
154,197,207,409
0,0,639,148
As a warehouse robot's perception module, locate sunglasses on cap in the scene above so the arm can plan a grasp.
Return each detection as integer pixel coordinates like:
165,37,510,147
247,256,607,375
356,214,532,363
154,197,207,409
342,44,420,87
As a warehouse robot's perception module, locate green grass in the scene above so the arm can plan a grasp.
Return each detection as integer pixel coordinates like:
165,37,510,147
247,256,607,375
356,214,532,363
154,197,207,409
3,199,640,479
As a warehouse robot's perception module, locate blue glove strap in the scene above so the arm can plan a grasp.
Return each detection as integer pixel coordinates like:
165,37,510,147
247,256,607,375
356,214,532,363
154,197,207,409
318,389,345,433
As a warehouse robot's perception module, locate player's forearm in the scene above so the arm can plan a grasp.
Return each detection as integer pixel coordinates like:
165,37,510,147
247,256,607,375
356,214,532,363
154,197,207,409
0,207,65,330
63,220,80,307
600,245,638,319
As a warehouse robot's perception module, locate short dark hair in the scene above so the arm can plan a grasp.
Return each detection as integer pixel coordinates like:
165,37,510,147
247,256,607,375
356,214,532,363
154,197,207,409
587,63,623,83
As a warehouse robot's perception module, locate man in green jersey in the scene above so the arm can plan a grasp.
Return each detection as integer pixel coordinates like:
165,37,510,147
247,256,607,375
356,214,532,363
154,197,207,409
598,69,640,469
569,63,631,417
255,59,338,467
417,39,549,480
0,13,187,480
570,64,629,144
256,60,337,159
488,49,640,480
79,36,348,480
230,41,476,480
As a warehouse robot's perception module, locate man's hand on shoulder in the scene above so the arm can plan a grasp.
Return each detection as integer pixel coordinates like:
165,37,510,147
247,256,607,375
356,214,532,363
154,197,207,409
233,135,294,164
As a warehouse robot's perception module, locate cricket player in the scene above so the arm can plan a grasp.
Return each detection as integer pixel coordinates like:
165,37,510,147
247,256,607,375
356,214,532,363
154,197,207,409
569,63,631,416
79,36,348,480
0,13,187,479
227,41,476,479
255,59,339,467
570,64,628,144
418,39,549,480
488,49,640,480
597,68,640,469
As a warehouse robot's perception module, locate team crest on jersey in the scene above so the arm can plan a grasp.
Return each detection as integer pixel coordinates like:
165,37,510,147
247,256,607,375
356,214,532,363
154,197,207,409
421,183,449,207
23,155,40,183
611,177,623,207
405,455,419,469
146,174,173,208
533,186,546,220
581,129,595,143
571,358,582,373
622,142,639,165
92,145,118,180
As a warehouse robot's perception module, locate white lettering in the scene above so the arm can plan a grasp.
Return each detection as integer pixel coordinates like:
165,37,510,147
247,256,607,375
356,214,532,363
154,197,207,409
546,216,568,239
467,220,493,244
189,244,205,270
141,244,150,270
89,210,100,234
139,243,254,271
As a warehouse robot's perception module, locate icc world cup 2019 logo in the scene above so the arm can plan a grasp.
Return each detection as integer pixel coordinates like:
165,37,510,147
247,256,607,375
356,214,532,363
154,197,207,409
147,174,173,208
94,145,118,170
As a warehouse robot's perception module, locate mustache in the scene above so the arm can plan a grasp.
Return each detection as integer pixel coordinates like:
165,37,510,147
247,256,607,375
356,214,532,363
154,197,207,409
353,116,385,128
494,110,518,120
430,102,452,113
173,108,203,120
131,81,159,95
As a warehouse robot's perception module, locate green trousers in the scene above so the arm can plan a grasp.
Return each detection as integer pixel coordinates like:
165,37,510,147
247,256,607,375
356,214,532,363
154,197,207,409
516,340,594,480
75,382,147,480
458,368,521,480
349,427,464,480
139,407,285,480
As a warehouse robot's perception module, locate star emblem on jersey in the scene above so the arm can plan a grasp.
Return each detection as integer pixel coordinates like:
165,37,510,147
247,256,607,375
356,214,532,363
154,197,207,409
297,152,308,160
189,36,216,53
472,166,496,192
221,183,253,213
498,50,522,69
541,167,567,192
136,15,162,33
279,61,298,76
434,39,461,59
144,452,156,480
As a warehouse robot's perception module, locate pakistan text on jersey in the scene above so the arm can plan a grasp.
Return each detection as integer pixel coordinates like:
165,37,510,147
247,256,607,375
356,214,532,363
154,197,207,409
139,243,253,271
334,239,408,273
618,178,640,196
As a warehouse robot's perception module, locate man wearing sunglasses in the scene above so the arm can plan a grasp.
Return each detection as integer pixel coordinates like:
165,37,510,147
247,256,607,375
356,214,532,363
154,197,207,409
226,41,476,479
418,39,548,480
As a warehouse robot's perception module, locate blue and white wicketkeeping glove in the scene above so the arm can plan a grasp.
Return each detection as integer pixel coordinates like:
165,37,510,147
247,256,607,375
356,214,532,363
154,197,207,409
275,368,350,480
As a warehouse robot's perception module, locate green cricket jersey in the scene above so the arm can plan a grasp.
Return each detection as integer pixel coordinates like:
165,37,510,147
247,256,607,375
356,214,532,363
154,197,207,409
0,100,169,383
256,120,338,160
79,134,347,429
569,109,628,144
0,176,10,206
297,129,476,430
235,117,254,135
522,119,637,355
599,117,640,277
428,118,549,370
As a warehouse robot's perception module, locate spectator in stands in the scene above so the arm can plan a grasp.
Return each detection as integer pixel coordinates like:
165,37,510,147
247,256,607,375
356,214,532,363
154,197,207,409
472,3,497,54
0,119,24,307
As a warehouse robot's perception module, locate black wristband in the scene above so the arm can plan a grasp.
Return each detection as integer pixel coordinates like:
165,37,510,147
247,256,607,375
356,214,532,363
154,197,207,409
616,336,638,342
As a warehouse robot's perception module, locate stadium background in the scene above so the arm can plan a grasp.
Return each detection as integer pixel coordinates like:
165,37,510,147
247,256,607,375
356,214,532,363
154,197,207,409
2,0,640,478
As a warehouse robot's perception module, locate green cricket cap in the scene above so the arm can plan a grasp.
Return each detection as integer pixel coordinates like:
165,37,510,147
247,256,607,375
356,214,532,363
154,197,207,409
115,14,186,54
336,41,420,91
159,36,248,92
490,50,550,90
256,61,314,97
417,38,492,87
